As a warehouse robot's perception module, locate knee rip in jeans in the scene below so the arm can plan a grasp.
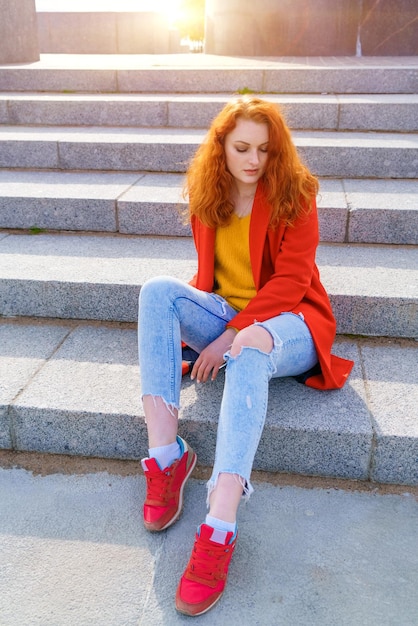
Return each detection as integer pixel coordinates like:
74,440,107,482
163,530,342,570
224,344,276,392
229,326,273,358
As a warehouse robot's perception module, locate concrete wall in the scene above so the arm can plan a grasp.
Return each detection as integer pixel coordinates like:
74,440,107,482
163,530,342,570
37,12,181,54
205,0,418,56
0,0,40,63
360,0,418,56
8,0,415,58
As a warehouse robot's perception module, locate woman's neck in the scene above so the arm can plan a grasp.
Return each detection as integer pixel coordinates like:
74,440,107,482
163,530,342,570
233,180,258,199
232,182,257,218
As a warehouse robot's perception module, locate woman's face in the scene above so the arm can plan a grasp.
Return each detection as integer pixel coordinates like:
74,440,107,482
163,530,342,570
224,117,269,188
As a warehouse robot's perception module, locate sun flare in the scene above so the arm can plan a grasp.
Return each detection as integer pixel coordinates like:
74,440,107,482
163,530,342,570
155,0,183,24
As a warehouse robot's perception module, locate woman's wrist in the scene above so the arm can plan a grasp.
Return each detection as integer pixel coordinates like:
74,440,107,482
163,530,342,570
223,327,237,340
220,327,238,352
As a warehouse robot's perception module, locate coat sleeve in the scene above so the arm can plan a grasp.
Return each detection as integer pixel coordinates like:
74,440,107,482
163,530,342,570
188,215,216,292
228,199,320,330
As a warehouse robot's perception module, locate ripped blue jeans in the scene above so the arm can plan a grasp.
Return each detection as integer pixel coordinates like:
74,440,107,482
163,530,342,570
138,276,318,497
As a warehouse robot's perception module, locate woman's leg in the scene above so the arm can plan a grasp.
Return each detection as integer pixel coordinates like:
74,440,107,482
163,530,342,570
176,313,318,616
138,275,237,446
207,312,318,522
138,276,237,531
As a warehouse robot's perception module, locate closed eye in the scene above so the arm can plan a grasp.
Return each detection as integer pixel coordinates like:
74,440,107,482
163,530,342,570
235,146,269,153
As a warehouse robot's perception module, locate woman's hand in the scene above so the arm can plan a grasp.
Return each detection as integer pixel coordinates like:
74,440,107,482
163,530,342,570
191,328,237,383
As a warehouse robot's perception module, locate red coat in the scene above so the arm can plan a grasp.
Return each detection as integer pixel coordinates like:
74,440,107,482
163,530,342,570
189,182,354,390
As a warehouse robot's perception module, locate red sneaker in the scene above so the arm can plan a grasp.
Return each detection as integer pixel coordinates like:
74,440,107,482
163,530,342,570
141,436,197,532
175,524,237,616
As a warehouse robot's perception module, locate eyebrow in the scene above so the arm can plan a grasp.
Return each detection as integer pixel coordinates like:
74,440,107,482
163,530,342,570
233,140,269,146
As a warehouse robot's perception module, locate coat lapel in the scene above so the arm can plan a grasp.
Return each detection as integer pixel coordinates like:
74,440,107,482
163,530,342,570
249,183,272,289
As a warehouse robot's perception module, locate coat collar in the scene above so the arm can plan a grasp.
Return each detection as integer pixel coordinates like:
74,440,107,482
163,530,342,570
192,181,273,292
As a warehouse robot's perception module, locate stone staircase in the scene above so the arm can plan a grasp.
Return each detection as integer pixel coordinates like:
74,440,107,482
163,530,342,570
0,55,417,485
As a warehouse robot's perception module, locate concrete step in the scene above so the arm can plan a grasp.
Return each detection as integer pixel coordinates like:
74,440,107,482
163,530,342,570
0,232,416,338
1,126,417,178
1,317,417,485
0,171,417,245
1,93,417,132
0,54,417,94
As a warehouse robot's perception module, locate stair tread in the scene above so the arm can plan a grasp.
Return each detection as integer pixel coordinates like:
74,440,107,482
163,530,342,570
0,53,418,74
1,125,417,143
2,92,418,101
2,53,418,70
1,317,417,484
1,55,417,95
0,168,143,198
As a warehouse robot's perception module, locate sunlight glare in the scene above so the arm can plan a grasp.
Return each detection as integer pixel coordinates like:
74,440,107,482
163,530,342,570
154,0,183,25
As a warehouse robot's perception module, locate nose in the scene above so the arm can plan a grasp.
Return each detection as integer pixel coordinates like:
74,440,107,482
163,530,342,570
248,149,260,165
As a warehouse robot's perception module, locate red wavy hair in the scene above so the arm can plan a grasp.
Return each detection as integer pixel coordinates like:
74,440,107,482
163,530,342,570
184,96,318,228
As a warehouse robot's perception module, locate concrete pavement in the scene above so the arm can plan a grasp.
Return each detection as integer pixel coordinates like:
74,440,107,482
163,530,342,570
0,462,417,626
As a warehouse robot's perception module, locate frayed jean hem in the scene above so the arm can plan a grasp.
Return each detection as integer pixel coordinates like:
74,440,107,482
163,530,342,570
206,471,255,507
141,393,180,416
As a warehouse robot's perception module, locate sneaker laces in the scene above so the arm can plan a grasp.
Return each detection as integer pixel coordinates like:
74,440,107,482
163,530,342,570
186,536,233,588
145,460,179,506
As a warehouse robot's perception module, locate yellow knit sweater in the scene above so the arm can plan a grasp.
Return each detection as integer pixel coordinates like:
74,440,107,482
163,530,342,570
214,212,256,311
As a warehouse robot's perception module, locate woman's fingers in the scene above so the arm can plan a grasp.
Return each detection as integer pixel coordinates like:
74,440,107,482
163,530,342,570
191,354,224,383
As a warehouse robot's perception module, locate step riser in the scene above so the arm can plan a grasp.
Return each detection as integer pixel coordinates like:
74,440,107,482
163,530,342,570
1,67,417,94
1,97,417,132
331,297,417,338
6,400,412,484
1,199,417,246
0,281,416,339
5,404,372,481
1,140,417,179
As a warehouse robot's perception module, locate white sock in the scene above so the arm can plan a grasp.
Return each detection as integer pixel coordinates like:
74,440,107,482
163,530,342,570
205,514,237,534
148,440,181,469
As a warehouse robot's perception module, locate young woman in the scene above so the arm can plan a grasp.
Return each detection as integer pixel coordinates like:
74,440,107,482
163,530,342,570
138,96,353,617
